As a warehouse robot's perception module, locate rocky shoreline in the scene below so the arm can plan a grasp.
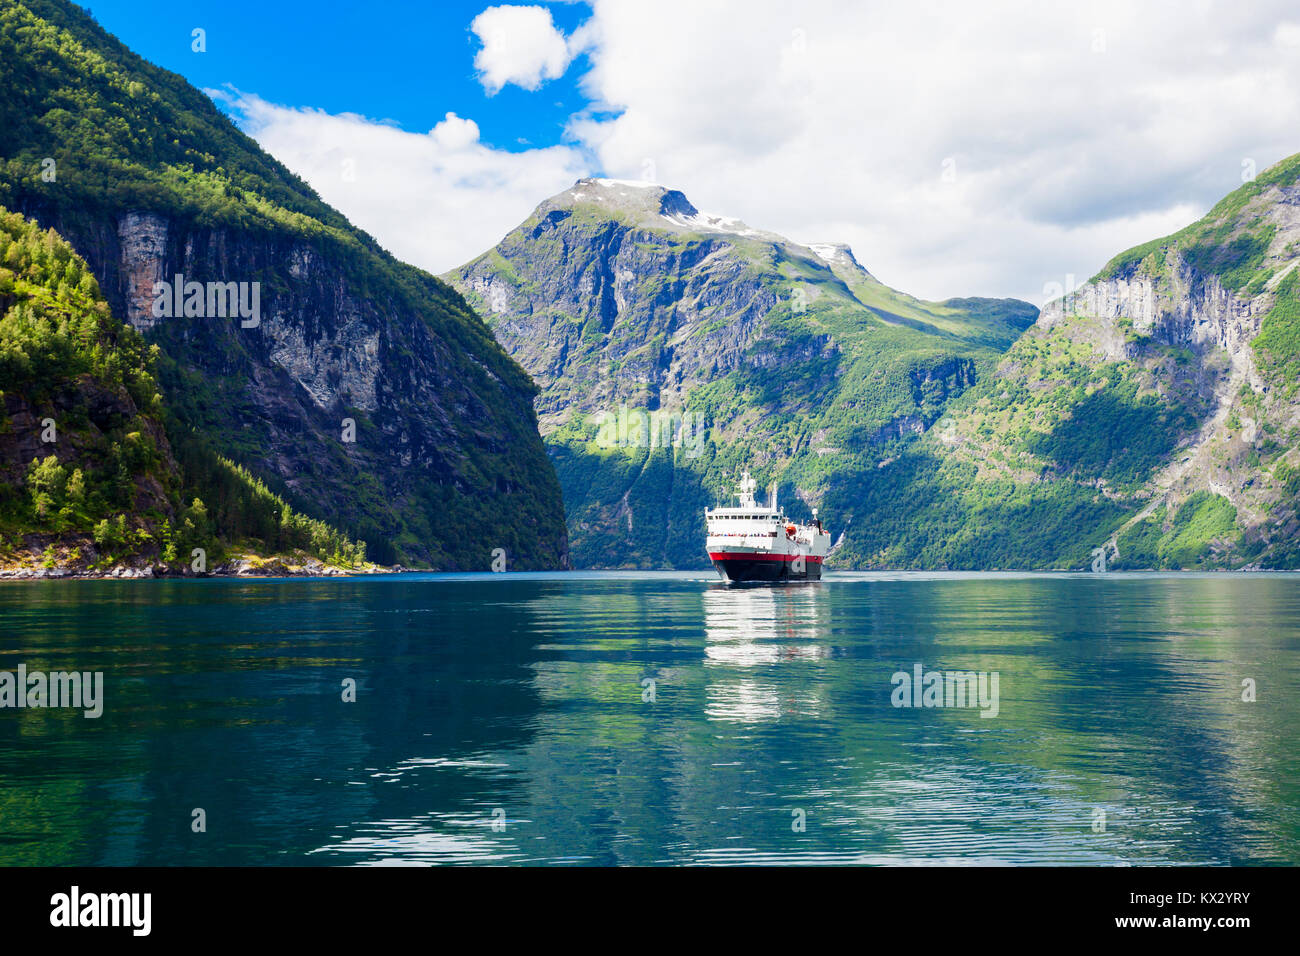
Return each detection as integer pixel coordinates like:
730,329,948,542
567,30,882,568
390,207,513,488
0,557,405,580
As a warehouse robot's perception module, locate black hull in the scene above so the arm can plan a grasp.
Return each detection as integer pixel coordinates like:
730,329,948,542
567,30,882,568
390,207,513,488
711,557,823,584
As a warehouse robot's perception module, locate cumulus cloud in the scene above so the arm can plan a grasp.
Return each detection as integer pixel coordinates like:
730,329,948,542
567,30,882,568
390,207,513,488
471,5,574,94
571,0,1300,303
222,1,1300,304
219,91,589,273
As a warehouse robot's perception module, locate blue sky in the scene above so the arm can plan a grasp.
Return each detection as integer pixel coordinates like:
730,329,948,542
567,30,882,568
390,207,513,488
83,0,595,152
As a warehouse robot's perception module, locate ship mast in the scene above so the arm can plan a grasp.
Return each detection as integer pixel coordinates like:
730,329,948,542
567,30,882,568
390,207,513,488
735,470,758,509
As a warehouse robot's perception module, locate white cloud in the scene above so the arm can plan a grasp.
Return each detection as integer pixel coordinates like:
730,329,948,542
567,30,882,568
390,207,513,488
570,0,1300,304
219,92,589,274
429,112,481,150
1276,22,1300,47
223,1,1300,305
471,5,573,94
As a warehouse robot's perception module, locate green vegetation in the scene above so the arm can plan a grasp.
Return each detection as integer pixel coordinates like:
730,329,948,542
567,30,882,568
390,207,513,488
0,206,169,547
1,1,355,251
463,148,1300,570
1027,382,1195,490
0,0,508,375
1098,151,1300,290
1114,493,1239,570
0,205,365,570
1255,463,1300,568
1253,270,1300,395
447,173,1269,570
824,451,1130,569
0,0,567,570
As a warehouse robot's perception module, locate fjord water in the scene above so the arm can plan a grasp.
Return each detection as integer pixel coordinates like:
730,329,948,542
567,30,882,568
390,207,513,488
0,572,1296,866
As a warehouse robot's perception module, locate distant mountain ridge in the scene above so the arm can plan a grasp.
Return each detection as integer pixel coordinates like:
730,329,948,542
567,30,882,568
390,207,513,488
819,152,1300,570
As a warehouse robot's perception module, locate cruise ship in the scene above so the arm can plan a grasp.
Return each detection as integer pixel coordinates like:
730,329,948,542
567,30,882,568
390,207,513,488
705,471,830,584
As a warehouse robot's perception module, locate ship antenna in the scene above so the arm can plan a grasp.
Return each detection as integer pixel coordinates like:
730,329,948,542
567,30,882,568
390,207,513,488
736,469,757,509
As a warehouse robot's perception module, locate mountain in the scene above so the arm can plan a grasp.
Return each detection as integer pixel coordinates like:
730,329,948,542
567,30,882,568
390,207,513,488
443,177,1037,568
817,152,1300,570
0,204,367,575
960,152,1300,568
449,161,1300,571
0,0,567,569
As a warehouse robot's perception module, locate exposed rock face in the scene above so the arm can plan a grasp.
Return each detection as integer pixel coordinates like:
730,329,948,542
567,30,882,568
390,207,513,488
117,211,169,330
912,357,978,403
114,215,386,414
1043,177,1300,372
112,214,391,416
1025,166,1300,565
461,190,785,426
1040,253,1268,382
20,202,568,569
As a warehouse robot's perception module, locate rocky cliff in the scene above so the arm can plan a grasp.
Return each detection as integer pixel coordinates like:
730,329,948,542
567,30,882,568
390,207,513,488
1007,157,1300,567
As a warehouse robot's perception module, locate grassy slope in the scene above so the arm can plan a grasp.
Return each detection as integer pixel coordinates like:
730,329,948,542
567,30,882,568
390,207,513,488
847,311,1204,570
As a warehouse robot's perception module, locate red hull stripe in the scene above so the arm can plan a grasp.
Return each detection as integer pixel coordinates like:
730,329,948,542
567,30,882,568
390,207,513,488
708,552,824,564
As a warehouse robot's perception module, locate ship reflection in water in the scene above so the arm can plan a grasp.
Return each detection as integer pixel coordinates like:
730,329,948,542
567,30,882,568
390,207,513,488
702,583,830,723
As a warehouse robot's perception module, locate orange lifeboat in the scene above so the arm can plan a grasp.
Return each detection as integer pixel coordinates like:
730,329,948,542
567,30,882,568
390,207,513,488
785,523,797,537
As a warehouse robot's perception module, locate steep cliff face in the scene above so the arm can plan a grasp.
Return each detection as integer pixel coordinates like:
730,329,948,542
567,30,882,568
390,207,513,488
0,205,378,577
0,0,568,569
925,152,1300,569
1040,253,1268,378
470,234,779,424
13,201,568,567
445,178,1037,568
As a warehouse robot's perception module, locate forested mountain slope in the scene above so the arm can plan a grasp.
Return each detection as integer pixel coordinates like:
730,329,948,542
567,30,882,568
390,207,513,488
0,0,567,569
445,178,1036,567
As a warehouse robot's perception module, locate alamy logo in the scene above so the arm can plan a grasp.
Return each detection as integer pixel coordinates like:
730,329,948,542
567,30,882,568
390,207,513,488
152,273,260,327
1043,273,1081,313
592,404,706,458
50,886,150,936
0,664,103,718
890,663,1000,718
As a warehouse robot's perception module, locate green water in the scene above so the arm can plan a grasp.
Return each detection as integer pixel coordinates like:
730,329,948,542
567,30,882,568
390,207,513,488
0,571,1296,865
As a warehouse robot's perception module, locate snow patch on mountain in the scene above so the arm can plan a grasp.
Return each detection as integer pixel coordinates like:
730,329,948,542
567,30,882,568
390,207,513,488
808,243,844,262
595,177,662,189
660,208,762,238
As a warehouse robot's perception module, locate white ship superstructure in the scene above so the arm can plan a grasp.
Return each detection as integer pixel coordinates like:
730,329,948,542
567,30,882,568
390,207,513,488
704,471,830,584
